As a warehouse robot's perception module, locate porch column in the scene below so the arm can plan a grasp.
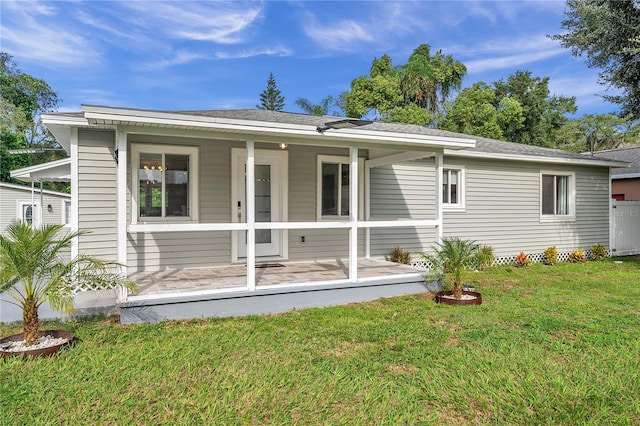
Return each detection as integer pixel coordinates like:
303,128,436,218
435,150,444,242
349,146,359,282
246,141,256,291
365,163,371,259
116,128,128,301
70,128,79,259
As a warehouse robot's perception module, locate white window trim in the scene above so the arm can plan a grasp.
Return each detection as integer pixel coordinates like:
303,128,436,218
17,201,40,227
130,143,199,224
539,170,576,222
316,154,365,220
62,199,71,227
442,166,466,211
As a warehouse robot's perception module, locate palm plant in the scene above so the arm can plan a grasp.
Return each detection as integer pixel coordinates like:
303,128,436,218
421,237,480,299
0,222,136,346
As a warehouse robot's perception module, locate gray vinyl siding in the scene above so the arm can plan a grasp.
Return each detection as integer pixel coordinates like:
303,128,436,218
77,129,118,261
369,159,438,257
126,135,242,271
287,144,365,260
0,184,69,231
443,157,610,255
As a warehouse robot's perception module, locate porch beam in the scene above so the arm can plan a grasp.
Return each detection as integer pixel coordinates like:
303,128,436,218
246,141,256,291
116,127,128,302
365,151,433,169
349,147,358,282
70,128,79,259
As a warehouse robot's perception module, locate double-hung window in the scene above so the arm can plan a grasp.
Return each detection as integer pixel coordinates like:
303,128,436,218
442,168,465,209
317,155,363,219
132,144,199,223
540,172,575,220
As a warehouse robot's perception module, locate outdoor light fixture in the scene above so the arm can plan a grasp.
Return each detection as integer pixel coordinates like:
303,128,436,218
278,143,288,150
316,119,373,133
47,204,53,213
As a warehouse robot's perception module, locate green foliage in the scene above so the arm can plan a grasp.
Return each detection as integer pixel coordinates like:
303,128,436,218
0,222,136,344
389,245,412,265
493,70,577,146
556,114,639,153
439,82,524,139
568,250,587,263
551,0,640,118
590,244,607,261
422,237,480,298
475,245,494,271
257,72,285,111
295,96,336,116
514,252,530,268
543,246,558,266
340,44,466,122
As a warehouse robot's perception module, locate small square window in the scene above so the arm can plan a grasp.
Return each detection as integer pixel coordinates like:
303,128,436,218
540,172,575,220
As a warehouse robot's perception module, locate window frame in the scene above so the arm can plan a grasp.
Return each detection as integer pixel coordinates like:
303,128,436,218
62,199,71,226
17,201,40,227
316,154,364,220
442,166,465,210
539,171,576,222
131,144,199,224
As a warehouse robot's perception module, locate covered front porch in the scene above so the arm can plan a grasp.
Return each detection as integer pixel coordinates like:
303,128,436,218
120,258,440,324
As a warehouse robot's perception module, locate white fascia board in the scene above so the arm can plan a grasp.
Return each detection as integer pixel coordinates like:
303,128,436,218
444,148,630,168
82,105,476,151
10,158,71,182
612,173,640,179
0,182,70,197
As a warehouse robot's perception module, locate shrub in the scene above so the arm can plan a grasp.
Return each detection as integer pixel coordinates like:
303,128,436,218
514,251,530,268
568,250,586,263
390,246,412,265
590,244,607,261
421,237,480,299
475,245,494,270
543,246,558,266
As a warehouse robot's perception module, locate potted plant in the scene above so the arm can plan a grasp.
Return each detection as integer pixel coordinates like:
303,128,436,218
421,237,482,305
0,222,136,358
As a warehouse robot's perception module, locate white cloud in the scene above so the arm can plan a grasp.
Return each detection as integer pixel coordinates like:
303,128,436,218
304,18,374,49
215,46,292,60
121,1,263,44
138,51,210,71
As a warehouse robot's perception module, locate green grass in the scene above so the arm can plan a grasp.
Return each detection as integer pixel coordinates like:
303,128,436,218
2,257,639,425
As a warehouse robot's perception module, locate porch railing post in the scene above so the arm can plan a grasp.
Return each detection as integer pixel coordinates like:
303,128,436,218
349,146,358,282
246,141,256,291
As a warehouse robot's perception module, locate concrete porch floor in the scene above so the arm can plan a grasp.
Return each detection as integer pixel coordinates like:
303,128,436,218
129,258,425,296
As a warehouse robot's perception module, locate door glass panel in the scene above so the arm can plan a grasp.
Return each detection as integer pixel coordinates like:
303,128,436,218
255,164,272,244
23,205,33,225
139,153,163,217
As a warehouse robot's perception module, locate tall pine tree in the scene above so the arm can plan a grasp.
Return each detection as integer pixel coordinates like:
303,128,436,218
257,72,285,111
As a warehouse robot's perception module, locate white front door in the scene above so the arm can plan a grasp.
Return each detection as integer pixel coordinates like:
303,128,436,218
232,149,288,260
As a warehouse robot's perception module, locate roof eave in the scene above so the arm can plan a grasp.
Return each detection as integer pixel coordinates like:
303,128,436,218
444,148,630,168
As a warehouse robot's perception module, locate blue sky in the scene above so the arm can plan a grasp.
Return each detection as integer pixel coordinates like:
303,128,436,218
1,0,619,117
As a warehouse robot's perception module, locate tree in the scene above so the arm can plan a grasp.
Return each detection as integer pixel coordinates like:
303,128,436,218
555,114,640,153
257,72,285,111
492,71,577,146
295,95,336,116
551,0,640,118
0,222,136,346
1,53,64,186
439,82,524,140
400,44,466,115
339,45,466,123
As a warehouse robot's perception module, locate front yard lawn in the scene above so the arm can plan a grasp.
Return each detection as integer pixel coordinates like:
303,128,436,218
1,257,639,425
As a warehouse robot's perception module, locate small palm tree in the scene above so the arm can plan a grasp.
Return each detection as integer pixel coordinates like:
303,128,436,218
0,222,136,346
422,237,480,299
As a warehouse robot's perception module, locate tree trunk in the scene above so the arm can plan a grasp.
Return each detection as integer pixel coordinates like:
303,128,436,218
453,284,463,299
23,298,40,346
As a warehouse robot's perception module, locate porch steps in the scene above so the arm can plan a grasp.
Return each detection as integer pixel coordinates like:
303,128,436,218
118,274,441,324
